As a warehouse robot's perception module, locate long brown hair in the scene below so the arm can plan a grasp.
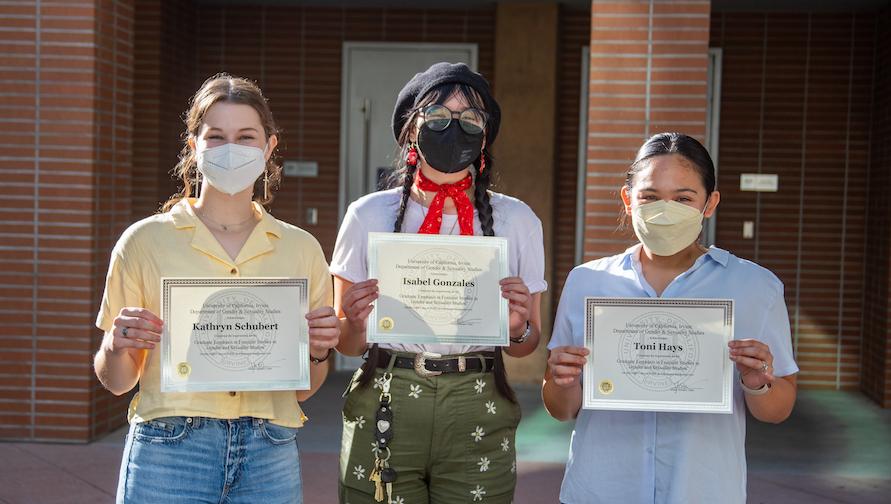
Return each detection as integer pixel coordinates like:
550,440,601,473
161,73,281,212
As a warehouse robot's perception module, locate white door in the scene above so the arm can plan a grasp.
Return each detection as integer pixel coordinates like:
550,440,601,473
336,42,478,370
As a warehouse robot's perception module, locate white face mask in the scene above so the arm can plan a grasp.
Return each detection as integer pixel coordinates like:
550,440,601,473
196,143,267,196
632,199,707,256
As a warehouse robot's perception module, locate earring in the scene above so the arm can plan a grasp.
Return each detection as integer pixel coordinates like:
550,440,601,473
406,143,419,167
263,170,270,200
191,169,200,198
479,152,486,174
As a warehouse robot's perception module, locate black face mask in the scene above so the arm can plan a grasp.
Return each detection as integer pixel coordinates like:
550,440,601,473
417,122,484,174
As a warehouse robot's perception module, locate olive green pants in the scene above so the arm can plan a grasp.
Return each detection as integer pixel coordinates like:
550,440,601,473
339,356,520,504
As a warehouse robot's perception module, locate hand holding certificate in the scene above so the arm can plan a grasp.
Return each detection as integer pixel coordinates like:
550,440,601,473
367,232,510,345
161,277,310,392
583,298,734,414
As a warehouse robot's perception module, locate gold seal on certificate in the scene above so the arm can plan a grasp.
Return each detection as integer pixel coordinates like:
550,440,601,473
367,232,510,345
160,277,310,393
583,297,734,414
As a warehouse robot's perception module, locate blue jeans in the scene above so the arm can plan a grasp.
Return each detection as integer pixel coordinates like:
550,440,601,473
116,416,302,504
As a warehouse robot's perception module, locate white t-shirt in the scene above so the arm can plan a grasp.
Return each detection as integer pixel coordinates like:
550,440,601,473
331,187,547,355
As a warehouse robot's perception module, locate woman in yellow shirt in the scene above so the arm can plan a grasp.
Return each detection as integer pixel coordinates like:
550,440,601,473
93,74,338,504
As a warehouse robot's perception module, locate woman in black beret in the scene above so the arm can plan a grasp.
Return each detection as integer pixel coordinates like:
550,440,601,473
330,62,547,503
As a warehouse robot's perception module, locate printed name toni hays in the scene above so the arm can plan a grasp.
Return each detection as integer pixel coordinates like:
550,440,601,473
402,277,475,287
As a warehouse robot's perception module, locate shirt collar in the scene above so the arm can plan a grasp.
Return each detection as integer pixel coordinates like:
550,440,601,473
705,246,730,267
170,198,282,238
169,198,282,266
623,244,730,269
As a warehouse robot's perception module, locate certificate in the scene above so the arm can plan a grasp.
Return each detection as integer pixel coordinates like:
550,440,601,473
583,298,734,414
367,232,510,345
160,277,310,392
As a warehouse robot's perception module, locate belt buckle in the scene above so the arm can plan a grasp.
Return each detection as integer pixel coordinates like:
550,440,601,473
414,351,442,378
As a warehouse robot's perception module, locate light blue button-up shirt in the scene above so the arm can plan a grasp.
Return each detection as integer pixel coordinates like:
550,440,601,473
548,245,798,504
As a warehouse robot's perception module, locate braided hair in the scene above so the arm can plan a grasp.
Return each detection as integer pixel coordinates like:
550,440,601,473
471,148,495,237
392,142,418,233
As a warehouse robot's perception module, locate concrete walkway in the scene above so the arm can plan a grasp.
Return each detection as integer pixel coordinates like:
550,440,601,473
1,372,889,503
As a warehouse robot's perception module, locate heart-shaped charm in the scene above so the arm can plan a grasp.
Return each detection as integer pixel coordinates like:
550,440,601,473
377,420,391,433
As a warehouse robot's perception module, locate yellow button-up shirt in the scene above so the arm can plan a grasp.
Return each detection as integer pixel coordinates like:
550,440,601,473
96,199,332,427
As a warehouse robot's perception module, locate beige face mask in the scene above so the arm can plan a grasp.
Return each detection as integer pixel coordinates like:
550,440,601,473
632,199,706,256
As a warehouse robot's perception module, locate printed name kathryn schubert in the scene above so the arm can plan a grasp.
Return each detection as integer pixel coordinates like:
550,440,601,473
192,322,280,331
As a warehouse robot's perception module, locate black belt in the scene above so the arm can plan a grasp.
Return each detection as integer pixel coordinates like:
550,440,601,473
371,349,496,376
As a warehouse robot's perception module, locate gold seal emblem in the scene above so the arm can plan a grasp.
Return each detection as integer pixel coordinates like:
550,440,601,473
177,362,191,377
598,379,614,395
379,317,394,331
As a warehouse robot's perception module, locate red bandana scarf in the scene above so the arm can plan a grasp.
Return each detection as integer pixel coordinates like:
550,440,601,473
415,170,475,235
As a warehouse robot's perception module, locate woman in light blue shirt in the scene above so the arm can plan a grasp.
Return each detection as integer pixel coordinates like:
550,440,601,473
542,132,798,504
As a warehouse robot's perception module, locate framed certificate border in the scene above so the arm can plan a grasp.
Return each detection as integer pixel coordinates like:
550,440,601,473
161,277,309,393
366,232,510,346
583,297,734,414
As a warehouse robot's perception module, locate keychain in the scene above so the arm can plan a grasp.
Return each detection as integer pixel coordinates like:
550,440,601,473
369,372,398,503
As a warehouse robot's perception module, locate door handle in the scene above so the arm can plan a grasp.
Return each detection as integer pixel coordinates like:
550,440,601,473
360,98,372,195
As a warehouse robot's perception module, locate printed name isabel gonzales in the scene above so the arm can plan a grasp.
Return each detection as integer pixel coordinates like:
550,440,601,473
401,277,475,287
192,322,279,331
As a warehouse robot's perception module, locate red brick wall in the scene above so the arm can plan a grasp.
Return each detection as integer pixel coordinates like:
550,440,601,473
710,12,876,389
134,4,496,258
131,0,197,221
89,0,136,439
0,0,134,442
583,0,711,261
862,7,891,406
131,0,162,219
553,6,591,305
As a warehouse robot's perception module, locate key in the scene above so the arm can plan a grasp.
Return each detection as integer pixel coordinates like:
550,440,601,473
369,464,384,502
380,463,396,503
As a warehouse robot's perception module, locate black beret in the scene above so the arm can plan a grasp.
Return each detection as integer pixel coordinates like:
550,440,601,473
391,62,501,145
